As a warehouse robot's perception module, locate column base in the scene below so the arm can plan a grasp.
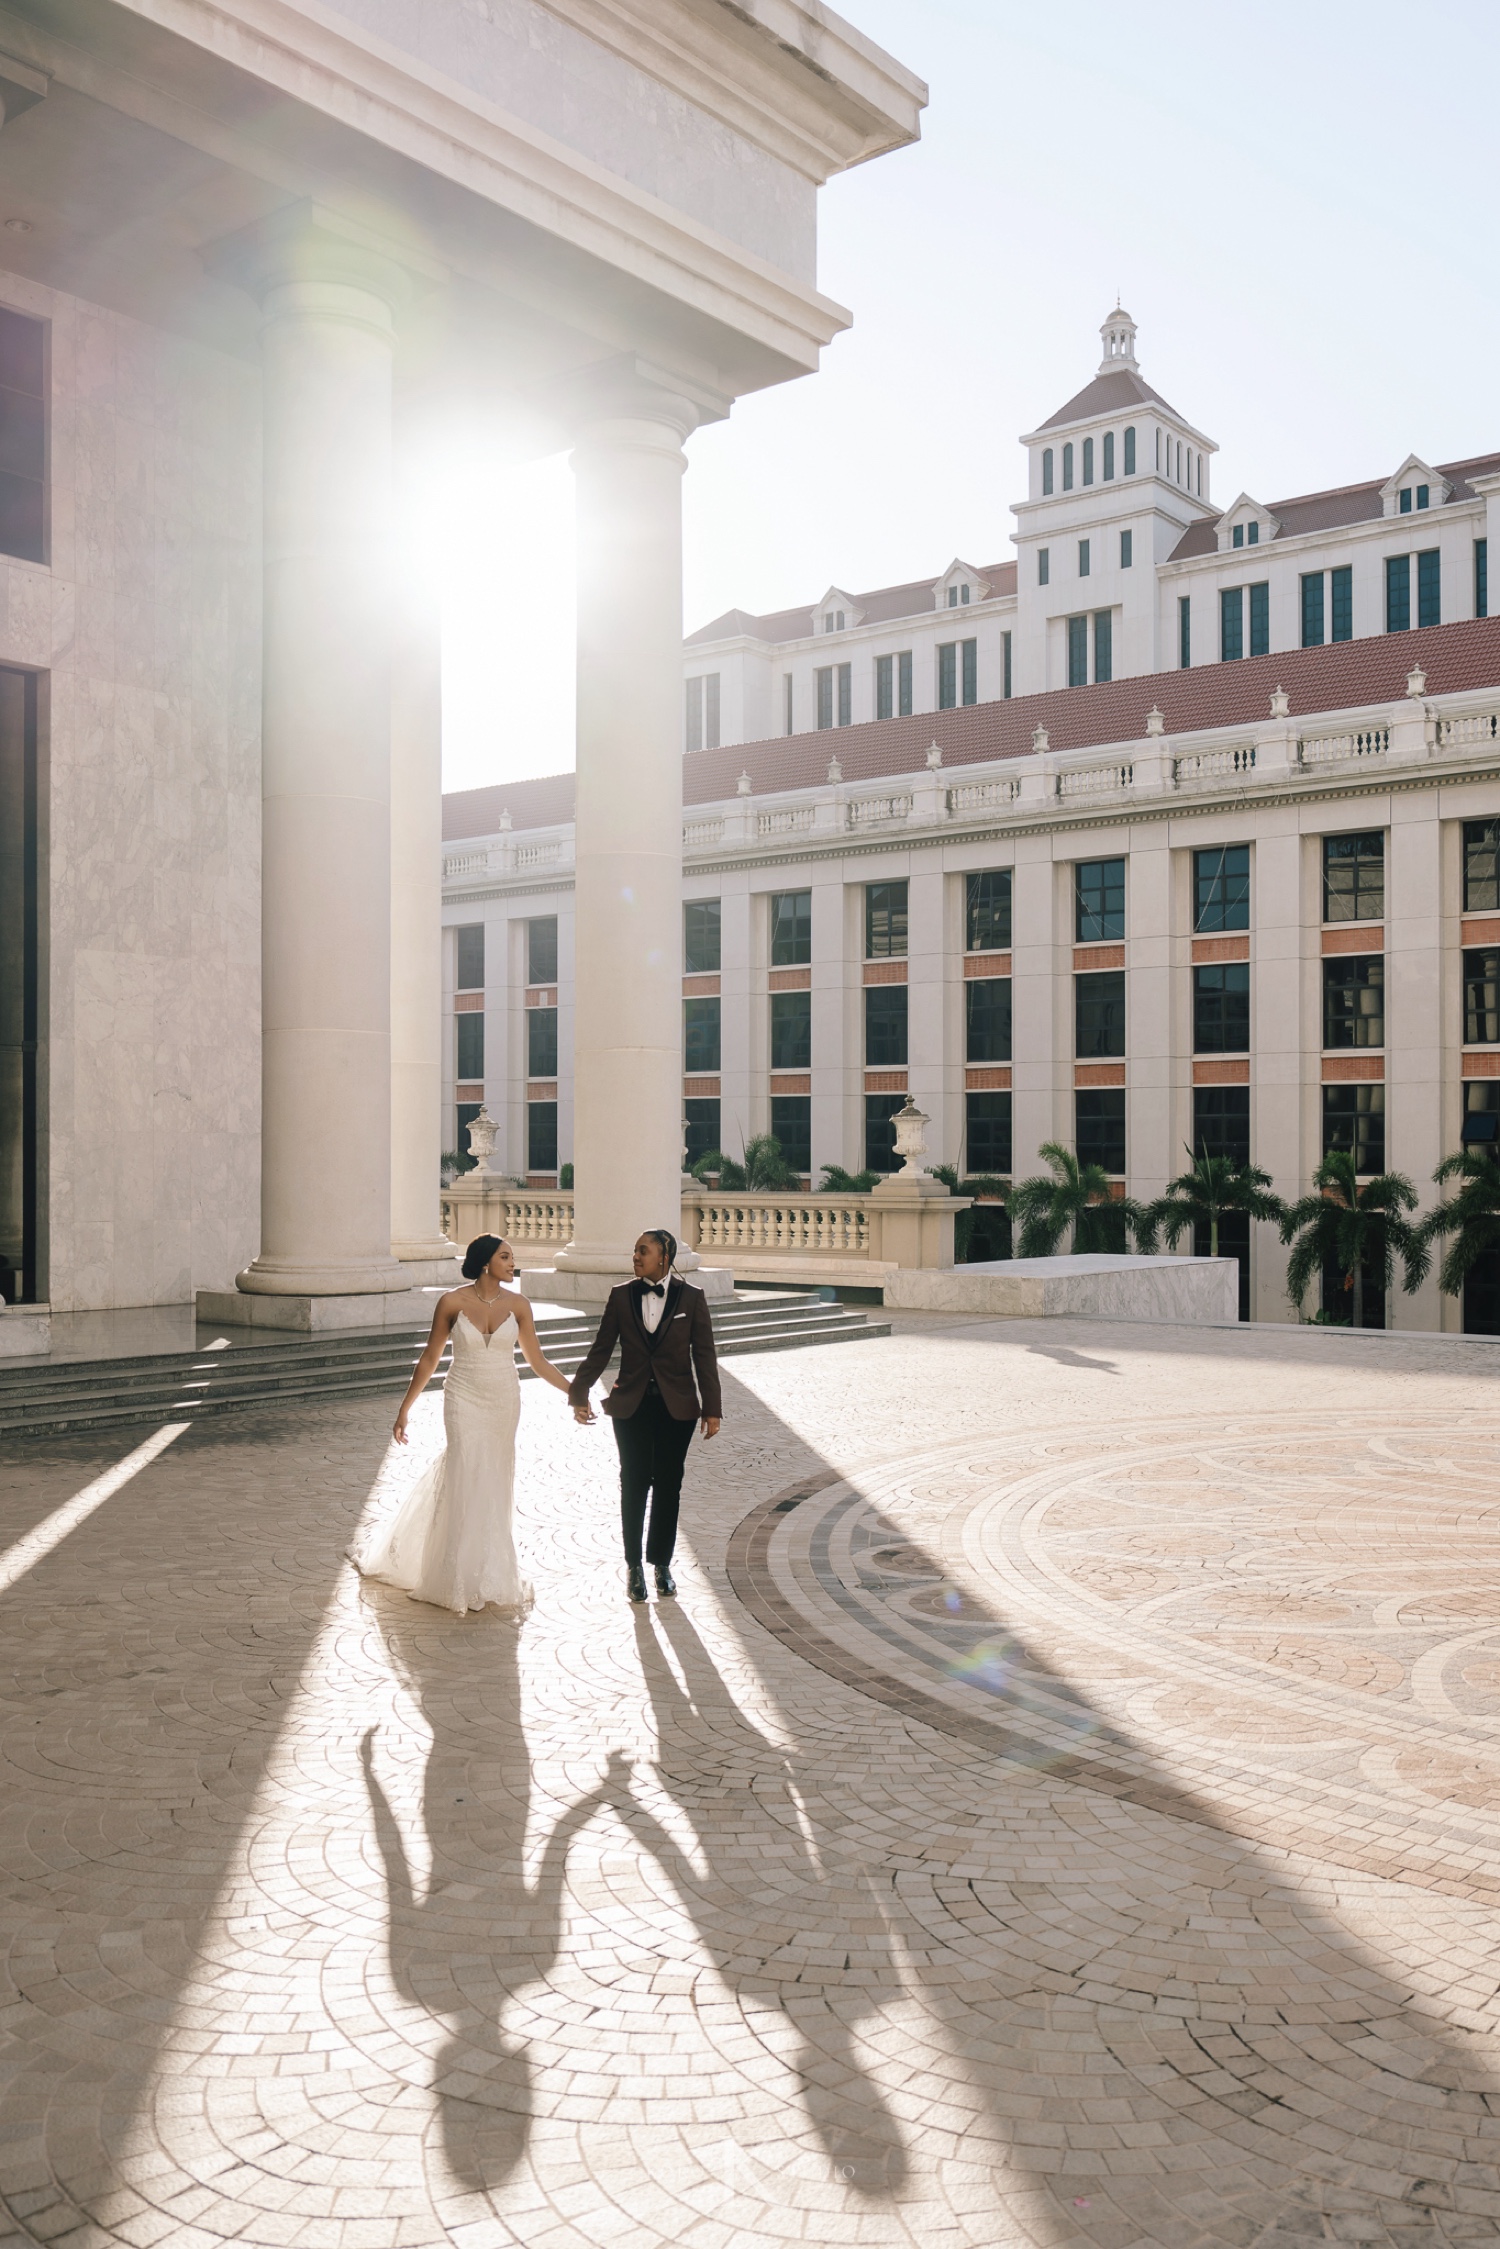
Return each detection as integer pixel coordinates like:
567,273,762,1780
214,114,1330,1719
237,1254,410,1297
393,1241,464,1288
197,1286,439,1334
521,1265,735,1309
0,1303,51,1357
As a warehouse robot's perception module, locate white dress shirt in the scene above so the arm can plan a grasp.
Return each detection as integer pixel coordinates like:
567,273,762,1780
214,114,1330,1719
638,1279,668,1334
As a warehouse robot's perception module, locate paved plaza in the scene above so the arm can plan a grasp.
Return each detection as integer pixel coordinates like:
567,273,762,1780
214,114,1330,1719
4,1315,1500,2248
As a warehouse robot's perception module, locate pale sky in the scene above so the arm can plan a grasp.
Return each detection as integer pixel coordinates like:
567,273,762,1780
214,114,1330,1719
440,0,1500,796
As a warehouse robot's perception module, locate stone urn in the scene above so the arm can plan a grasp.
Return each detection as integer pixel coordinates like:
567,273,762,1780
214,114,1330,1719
465,1105,501,1177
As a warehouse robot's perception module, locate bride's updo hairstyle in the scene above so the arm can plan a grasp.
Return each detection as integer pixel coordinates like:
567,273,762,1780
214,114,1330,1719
642,1227,677,1269
462,1234,505,1281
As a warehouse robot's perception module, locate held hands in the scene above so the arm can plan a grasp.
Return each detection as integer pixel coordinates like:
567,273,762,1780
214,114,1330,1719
701,1416,721,1440
572,1401,596,1425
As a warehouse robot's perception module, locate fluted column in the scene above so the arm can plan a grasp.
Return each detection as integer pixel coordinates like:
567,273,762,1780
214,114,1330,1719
236,212,410,1297
554,378,700,1281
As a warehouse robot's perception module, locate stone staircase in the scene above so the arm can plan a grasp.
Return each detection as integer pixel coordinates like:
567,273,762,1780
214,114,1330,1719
0,1292,888,1441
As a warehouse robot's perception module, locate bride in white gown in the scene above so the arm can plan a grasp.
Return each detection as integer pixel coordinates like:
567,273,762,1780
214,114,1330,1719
352,1235,572,1616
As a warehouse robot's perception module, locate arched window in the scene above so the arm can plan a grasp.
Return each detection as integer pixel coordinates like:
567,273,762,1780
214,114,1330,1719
1082,437,1094,486
1123,426,1135,476
1155,428,1162,471
1062,442,1074,491
1103,432,1115,480
1176,440,1183,484
1186,447,1193,490
1042,448,1053,495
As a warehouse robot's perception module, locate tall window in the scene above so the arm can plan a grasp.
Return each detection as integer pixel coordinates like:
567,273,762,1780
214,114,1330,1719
1062,441,1074,490
1076,1090,1125,1175
1323,1084,1384,1175
865,881,908,958
966,1093,1011,1175
1301,572,1325,647
938,640,977,709
1220,586,1244,663
1067,615,1088,688
1123,425,1136,475
1178,594,1191,668
1249,580,1269,656
1418,547,1441,628
1194,844,1250,932
1076,857,1125,941
1076,971,1125,1057
945,583,971,607
0,307,46,565
1038,548,1050,587
455,1101,482,1164
1078,538,1091,578
1330,565,1352,644
770,1095,810,1177
864,984,907,1066
865,1094,905,1174
770,989,811,1070
770,889,812,965
526,1006,558,1076
782,673,793,735
1193,963,1249,1052
965,978,1011,1062
684,1097,720,1168
1323,832,1384,923
683,899,721,973
1195,1086,1250,1166
966,869,1012,951
1082,436,1095,486
1385,555,1410,633
961,638,977,703
1120,528,1132,569
527,916,557,983
1093,610,1112,683
1002,631,1012,699
1478,538,1489,620
816,663,851,729
455,924,484,990
684,673,720,752
456,1012,484,1080
527,1102,558,1172
1103,431,1115,480
1463,820,1500,912
1042,448,1054,495
875,650,913,720
684,996,721,1072
1464,950,1500,1045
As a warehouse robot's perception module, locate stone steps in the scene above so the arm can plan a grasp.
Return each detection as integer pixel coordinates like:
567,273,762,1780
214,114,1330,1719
0,1294,888,1439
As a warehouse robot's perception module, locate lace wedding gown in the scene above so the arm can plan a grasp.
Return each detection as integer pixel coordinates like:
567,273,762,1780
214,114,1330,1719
353,1312,533,1616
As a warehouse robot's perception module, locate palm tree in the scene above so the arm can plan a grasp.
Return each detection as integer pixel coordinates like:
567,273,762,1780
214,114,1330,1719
1010,1141,1145,1258
1417,1144,1500,1304
1279,1149,1425,1327
1142,1150,1284,1259
692,1134,798,1192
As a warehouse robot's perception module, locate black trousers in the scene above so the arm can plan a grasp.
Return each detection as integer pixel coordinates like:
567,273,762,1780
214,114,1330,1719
612,1385,696,1566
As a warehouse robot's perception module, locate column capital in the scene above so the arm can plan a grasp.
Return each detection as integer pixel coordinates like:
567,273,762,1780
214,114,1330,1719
205,200,445,318
562,354,730,449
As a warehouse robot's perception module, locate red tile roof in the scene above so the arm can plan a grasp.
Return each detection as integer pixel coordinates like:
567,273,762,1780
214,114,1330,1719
444,615,1500,839
1169,450,1500,561
1036,365,1179,433
685,560,1016,648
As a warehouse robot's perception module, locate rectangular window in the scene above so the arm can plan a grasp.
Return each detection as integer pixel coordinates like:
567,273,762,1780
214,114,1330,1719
526,1006,558,1077
898,649,912,714
864,983,908,1066
1075,857,1125,942
1103,431,1115,481
1323,1083,1384,1175
770,889,812,966
1078,538,1091,578
965,978,1011,1063
1463,820,1500,913
684,996,721,1072
1220,585,1244,662
770,989,811,1070
961,638,977,705
1038,547,1050,587
1076,1089,1126,1175
455,1101,481,1163
937,642,956,710
1249,579,1270,656
1193,962,1250,1053
1067,615,1088,687
1120,528,1132,569
837,661,852,726
1301,572,1325,647
1329,565,1352,643
770,1094,811,1177
1417,485,1430,510
0,307,46,565
865,880,908,958
1194,1085,1250,1167
865,1093,905,1174
527,916,558,984
1233,523,1244,548
456,1011,485,1080
875,653,893,720
1477,538,1489,620
684,1097,720,1169
1179,594,1191,668
1002,632,1012,699
1323,832,1384,923
966,1091,1012,1176
527,1101,558,1172
1463,949,1500,1045
1417,547,1440,629
682,672,720,751
1194,843,1250,933
966,868,1012,951
685,676,702,753
683,899,721,974
1248,522,1259,545
783,673,794,735
1322,955,1384,1049
1093,611,1112,683
816,666,834,729
1400,487,1413,514
455,923,484,990
1386,554,1411,633
1076,970,1125,1058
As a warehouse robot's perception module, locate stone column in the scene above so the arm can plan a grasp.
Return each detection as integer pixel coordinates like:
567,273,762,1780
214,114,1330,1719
234,212,411,1306
549,369,727,1300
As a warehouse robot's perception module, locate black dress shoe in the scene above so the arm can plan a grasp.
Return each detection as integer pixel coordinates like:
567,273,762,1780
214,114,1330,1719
627,1564,648,1603
654,1565,676,1598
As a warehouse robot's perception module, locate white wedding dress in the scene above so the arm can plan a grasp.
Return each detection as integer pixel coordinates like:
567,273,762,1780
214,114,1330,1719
353,1311,533,1616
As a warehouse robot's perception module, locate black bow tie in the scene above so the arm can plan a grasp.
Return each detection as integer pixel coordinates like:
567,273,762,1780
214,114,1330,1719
641,1281,665,1298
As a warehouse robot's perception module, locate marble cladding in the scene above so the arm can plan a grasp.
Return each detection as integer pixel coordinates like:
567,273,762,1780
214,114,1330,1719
0,266,262,1311
885,1252,1241,1323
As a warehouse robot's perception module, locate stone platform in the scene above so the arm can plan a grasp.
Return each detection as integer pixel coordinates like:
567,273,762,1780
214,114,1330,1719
885,1248,1239,1320
194,1285,443,1333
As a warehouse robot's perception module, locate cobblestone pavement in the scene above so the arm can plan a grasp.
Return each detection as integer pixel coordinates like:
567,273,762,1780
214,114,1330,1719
4,1315,1500,2248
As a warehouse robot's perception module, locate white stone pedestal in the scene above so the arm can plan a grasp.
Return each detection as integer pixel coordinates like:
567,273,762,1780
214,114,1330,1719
884,1253,1239,1322
196,1287,439,1334
869,1171,963,1268
520,1266,735,1310
0,1303,51,1356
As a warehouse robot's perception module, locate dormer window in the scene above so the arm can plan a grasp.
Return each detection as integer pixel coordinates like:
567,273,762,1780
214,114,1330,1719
1400,489,1411,514
1103,432,1115,480
823,610,845,633
1123,426,1135,475
1062,442,1074,491
1233,524,1243,548
1418,485,1429,509
1247,521,1258,544
1042,448,1054,495
1082,437,1094,487
946,583,971,607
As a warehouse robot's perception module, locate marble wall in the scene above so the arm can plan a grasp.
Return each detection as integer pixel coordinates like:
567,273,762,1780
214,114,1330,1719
0,268,262,1311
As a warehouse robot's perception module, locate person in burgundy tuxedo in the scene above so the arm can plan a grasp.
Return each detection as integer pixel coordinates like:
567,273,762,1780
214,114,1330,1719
569,1228,722,1601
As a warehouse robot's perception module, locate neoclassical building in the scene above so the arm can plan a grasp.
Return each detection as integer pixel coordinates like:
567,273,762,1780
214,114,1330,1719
441,316,1500,1330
